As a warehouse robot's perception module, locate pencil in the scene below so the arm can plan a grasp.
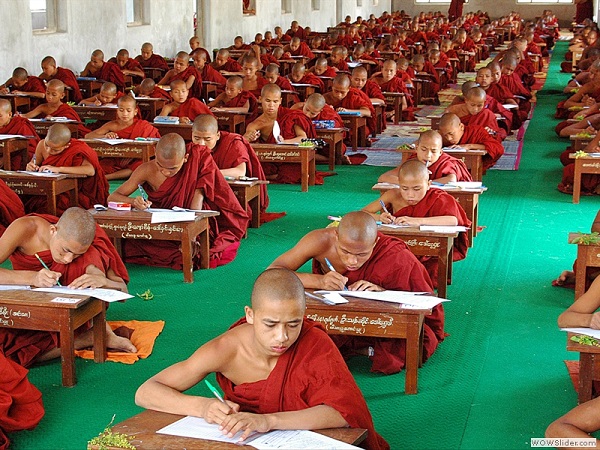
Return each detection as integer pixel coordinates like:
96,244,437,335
34,253,62,286
324,257,348,291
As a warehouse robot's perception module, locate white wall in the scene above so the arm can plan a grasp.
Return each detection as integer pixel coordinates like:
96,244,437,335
0,0,194,82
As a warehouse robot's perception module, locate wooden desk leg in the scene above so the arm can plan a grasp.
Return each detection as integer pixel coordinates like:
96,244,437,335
474,157,483,182
199,224,210,270
405,317,421,394
249,193,260,229
575,246,587,300
328,140,335,171
48,182,58,216
309,153,316,187
93,301,107,363
181,227,194,283
437,245,449,299
4,148,11,170
351,123,358,151
58,310,76,387
573,160,582,204
359,124,366,148
578,353,594,404
301,151,309,192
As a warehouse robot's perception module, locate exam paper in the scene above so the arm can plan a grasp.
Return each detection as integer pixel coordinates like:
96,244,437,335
148,209,196,223
0,285,31,291
419,225,468,233
447,181,483,189
315,290,448,308
0,134,25,139
272,120,281,142
96,138,138,145
33,287,133,302
157,416,244,444
562,328,600,339
17,171,63,177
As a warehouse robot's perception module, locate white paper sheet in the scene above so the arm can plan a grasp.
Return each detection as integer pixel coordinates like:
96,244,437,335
96,139,138,145
322,293,349,304
157,416,244,444
562,328,600,339
272,120,281,143
419,225,468,233
150,210,196,223
0,134,25,139
16,171,63,177
0,285,31,291
33,287,133,302
315,290,448,308
447,181,483,189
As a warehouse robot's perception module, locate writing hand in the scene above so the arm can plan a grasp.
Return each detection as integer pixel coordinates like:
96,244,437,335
348,280,384,291
203,399,240,425
34,268,62,288
590,312,600,330
218,412,270,442
243,130,260,142
132,196,152,211
379,212,394,224
105,132,119,139
68,273,108,289
26,160,39,172
0,87,9,94
93,99,102,106
336,107,347,112
39,165,59,173
322,271,348,290
181,116,192,125
393,216,420,227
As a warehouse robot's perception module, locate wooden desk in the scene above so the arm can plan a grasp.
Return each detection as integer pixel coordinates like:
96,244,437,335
568,233,600,299
280,89,298,108
566,332,600,403
378,225,457,298
372,102,384,136
0,137,28,170
0,290,106,387
568,154,600,204
0,171,80,215
153,123,192,141
135,98,167,121
341,115,367,150
213,110,248,135
202,81,221,103
228,179,267,229
290,83,318,100
0,94,32,113
142,67,166,82
81,139,156,163
91,209,219,283
397,147,487,182
570,135,594,152
383,92,405,124
72,105,118,123
77,78,103,97
252,143,315,192
306,293,433,394
316,127,346,170
30,119,81,138
110,410,367,449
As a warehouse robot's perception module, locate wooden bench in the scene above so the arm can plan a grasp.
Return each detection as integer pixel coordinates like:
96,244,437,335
0,136,28,170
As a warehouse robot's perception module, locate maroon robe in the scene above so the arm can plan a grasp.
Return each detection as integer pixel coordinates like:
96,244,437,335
124,144,249,268
459,123,505,170
135,54,169,71
314,104,347,156
212,58,242,72
190,47,212,63
377,76,414,108
108,57,145,81
217,318,390,450
246,76,269,99
286,42,315,60
223,90,258,113
50,67,83,103
49,103,92,137
170,98,214,121
147,86,171,100
201,65,227,86
0,116,40,170
362,80,385,100
163,66,202,100
274,76,293,91
325,87,376,136
260,54,279,68
0,179,25,237
294,72,324,91
316,66,338,78
313,233,445,375
428,152,473,181
461,108,506,141
559,164,600,195
10,77,46,109
89,61,126,91
24,139,108,214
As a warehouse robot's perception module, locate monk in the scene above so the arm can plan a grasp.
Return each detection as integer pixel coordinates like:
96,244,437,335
135,268,389,449
438,112,504,171
0,67,46,109
79,81,122,106
264,64,293,91
0,178,25,237
478,65,520,130
283,37,315,60
191,51,227,89
109,48,146,81
446,87,506,141
157,51,201,99
371,60,411,120
191,115,269,219
80,49,126,91
269,211,444,375
39,56,82,103
212,49,243,73
132,78,171,101
189,35,211,63
350,66,384,102
159,79,213,124
328,46,349,72
85,96,160,180
208,76,257,114
378,130,472,184
0,99,40,170
134,42,170,74
25,124,108,214
108,133,248,268
0,207,137,368
309,58,338,78
240,56,268,98
288,62,324,92
364,159,470,284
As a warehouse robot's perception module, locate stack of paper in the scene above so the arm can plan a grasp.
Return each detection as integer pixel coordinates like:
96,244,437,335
148,208,196,223
33,286,133,302
314,290,448,309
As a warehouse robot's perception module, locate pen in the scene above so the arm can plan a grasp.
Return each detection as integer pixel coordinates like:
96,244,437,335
34,253,62,286
324,257,348,291
204,379,232,413
379,199,390,214
137,184,149,201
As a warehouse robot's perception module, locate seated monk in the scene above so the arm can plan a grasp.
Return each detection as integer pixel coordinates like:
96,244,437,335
323,74,376,138
208,76,258,114
0,67,46,109
478,65,520,130
135,268,390,450
191,51,227,89
132,78,171,101
240,56,269,99
80,49,126,92
189,35,211,63
229,35,251,51
39,56,82,103
350,66,386,131
438,113,504,172
498,55,532,121
288,62,325,93
378,130,472,184
109,48,146,83
79,81,123,106
0,208,136,367
108,133,248,268
157,51,202,100
282,37,315,60
370,60,411,121
159,79,214,125
264,64,293,91
269,211,444,375
22,79,91,137
309,58,338,78
452,79,513,132
24,124,108,214
0,178,25,237
0,99,40,170
135,42,169,81
85,96,160,180
212,49,243,73
546,394,600,443
328,46,349,72
363,159,470,285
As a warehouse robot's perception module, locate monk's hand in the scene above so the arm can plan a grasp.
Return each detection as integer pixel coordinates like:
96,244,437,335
26,160,40,172
380,212,394,224
348,280,384,291
105,132,119,139
336,107,347,112
34,268,62,288
218,412,271,442
39,165,59,173
203,399,240,425
322,271,348,291
181,117,192,125
243,129,260,142
393,216,420,227
93,99,102,106
590,312,600,330
0,87,8,95
133,196,152,211
68,273,108,289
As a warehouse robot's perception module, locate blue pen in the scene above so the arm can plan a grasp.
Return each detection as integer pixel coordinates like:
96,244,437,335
379,199,390,215
137,184,148,201
324,257,348,291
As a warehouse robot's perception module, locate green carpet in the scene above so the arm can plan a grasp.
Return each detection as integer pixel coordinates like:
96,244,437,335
8,41,600,449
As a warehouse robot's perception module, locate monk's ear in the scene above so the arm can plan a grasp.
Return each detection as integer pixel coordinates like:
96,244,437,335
244,305,254,324
216,131,221,141
183,154,189,164
49,224,58,238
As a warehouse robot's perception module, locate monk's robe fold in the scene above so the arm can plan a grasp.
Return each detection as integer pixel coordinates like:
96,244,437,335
99,119,160,175
295,73,324,91
223,90,258,113
325,87,376,137
170,98,214,121
108,57,145,77
9,77,45,109
147,86,171,100
23,139,108,215
409,152,472,182
51,103,92,137
313,233,445,375
362,80,385,100
167,66,202,100
212,59,242,72
460,108,506,141
393,188,471,284
421,61,441,94
317,66,338,78
201,65,227,86
89,62,126,91
0,116,40,170
124,144,248,268
247,77,269,99
459,123,505,171
260,54,279,68
0,353,45,450
50,67,82,103
274,76,293,91
0,179,25,236
135,54,169,72
217,318,390,450
485,83,523,129
210,131,269,215
1,213,128,367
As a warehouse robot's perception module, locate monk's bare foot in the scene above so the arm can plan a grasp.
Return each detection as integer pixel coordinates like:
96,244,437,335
341,155,352,165
555,270,575,286
107,326,137,353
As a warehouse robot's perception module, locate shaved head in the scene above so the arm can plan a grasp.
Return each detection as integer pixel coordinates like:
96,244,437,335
227,76,243,89
192,114,219,133
156,133,186,160
170,79,186,90
46,124,71,146
217,49,230,58
139,78,156,94
398,158,429,182
100,82,117,95
315,58,328,68
41,56,57,67
251,268,306,311
0,99,12,114
176,51,190,60
419,129,443,147
12,68,28,81
461,80,478,96
337,211,378,245
352,66,368,77
141,42,153,51
47,79,65,92
261,83,282,98
466,86,486,101
439,112,462,129
332,74,351,88
306,93,326,109
91,49,105,60
265,63,280,75
118,95,136,108
56,207,96,246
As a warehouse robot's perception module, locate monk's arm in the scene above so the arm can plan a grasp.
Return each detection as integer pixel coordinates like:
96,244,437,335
80,63,92,77
394,214,458,227
458,142,486,150
190,189,204,211
184,75,196,91
564,86,592,109
124,67,145,78
85,122,116,138
378,167,400,184
243,120,261,142
22,106,45,119
69,265,127,291
208,93,226,107
280,125,307,144
433,173,458,184
584,129,600,150
214,101,250,114
156,71,173,86
79,95,100,106
42,158,95,176
362,193,394,224
158,103,177,116
545,396,600,449
558,276,600,329
108,167,151,210
220,162,246,178
504,98,518,106
26,141,45,171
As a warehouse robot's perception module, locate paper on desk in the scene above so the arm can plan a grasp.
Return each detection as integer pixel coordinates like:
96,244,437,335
443,146,469,152
373,182,399,190
315,290,447,308
447,181,482,189
157,416,245,444
0,285,31,291
171,206,218,213
149,208,196,223
96,138,137,145
0,134,25,139
272,120,281,143
562,328,600,339
502,104,518,109
379,223,412,229
33,287,133,302
322,292,349,304
419,225,468,233
17,171,63,177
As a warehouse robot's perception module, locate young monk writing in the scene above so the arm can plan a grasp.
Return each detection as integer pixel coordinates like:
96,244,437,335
0,67,46,108
25,124,108,214
269,211,444,375
288,62,324,92
189,35,211,62
0,179,25,237
159,79,213,124
378,130,472,184
0,207,136,367
240,56,269,99
79,81,122,106
208,76,257,114
80,49,126,91
135,42,169,74
109,48,146,81
135,268,389,450
309,58,338,78
264,64,293,91
108,133,248,268
191,51,227,88
212,49,243,73
157,51,201,99
39,56,83,103
132,78,171,101
0,99,40,170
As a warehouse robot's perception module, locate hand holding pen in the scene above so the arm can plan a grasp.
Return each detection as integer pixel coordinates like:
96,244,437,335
379,199,394,224
134,184,152,210
203,379,239,423
26,155,39,172
323,257,348,291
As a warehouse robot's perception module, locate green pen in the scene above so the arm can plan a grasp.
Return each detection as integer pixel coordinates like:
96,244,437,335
137,184,149,201
35,253,62,286
205,379,227,404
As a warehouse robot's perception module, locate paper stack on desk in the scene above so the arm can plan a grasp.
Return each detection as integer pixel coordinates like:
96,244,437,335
314,290,448,309
148,208,196,223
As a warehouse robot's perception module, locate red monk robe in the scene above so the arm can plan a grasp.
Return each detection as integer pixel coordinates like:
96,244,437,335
212,58,243,73
287,42,315,60
49,67,83,103
0,116,40,170
273,76,293,91
325,87,376,137
459,123,505,171
223,90,258,113
314,104,347,156
316,66,338,78
460,108,506,142
99,119,160,175
49,103,92,137
313,233,445,375
498,73,532,117
294,73,324,91
362,80,385,101
1,214,127,368
165,66,202,100
135,54,169,72
416,152,473,181
210,131,269,216
147,85,171,100
201,65,227,86
217,318,390,450
0,179,25,237
393,188,471,284
421,60,441,94
0,353,45,450
89,61,126,91
260,54,279,68
23,139,108,215
124,144,248,268
377,77,414,120
9,77,46,109
169,98,214,121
